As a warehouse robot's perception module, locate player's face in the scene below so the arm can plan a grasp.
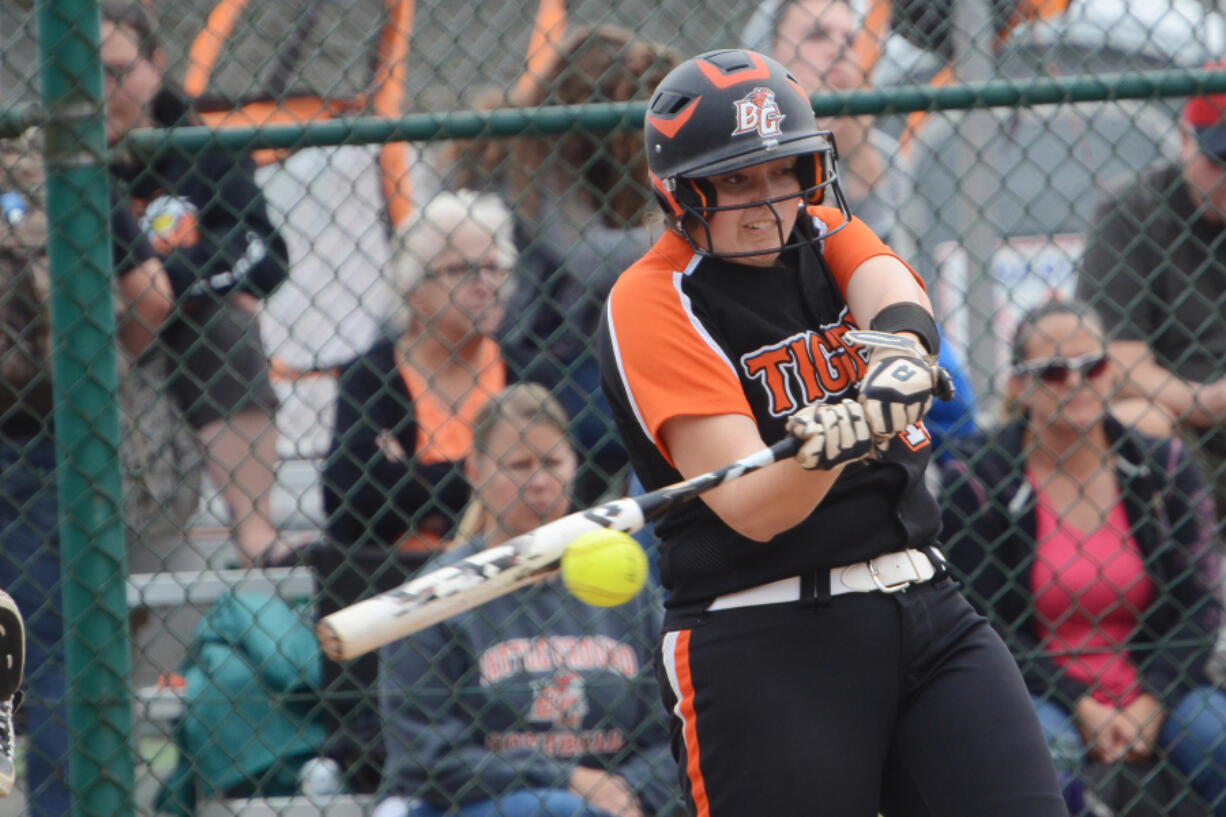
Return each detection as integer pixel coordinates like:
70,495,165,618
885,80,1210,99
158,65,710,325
773,0,858,93
470,418,578,544
1011,313,1113,435
413,222,510,340
101,21,164,147
697,157,803,266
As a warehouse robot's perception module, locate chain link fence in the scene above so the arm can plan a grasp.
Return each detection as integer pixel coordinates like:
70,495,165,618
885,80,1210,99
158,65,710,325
3,0,1226,815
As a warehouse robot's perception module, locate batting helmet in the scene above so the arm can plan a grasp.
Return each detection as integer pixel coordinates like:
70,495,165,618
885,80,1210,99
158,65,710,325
644,48,850,258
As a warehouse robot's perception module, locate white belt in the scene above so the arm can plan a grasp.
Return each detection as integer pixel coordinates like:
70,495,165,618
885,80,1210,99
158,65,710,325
706,549,940,612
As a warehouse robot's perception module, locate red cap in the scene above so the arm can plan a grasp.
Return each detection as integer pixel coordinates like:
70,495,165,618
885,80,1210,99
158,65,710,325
1183,59,1226,159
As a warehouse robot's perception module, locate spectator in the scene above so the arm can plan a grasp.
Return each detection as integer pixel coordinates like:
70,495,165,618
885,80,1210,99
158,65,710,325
745,0,978,457
940,298,1226,814
1079,64,1226,542
1,127,173,817
745,0,903,241
377,383,680,817
101,0,291,568
469,25,677,506
317,190,516,791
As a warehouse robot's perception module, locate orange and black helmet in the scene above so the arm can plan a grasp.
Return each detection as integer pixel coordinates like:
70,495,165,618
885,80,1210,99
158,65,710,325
644,49,849,257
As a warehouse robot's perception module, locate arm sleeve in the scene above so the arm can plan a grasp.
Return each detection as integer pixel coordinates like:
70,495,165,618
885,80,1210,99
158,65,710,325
166,155,289,300
939,456,1091,707
603,271,753,463
379,625,572,804
808,207,925,295
1077,188,1158,342
1138,438,1223,701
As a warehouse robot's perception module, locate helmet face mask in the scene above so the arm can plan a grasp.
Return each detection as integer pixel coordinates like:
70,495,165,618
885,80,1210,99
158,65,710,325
645,49,852,259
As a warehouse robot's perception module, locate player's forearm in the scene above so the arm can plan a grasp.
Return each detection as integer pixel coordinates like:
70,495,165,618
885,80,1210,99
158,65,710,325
843,255,932,329
699,458,842,542
662,413,841,542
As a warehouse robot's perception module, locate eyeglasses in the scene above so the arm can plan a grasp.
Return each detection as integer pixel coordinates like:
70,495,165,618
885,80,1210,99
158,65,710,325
1014,352,1109,386
425,261,512,287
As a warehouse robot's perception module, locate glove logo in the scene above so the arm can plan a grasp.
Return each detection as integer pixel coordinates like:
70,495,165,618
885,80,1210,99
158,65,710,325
889,362,917,381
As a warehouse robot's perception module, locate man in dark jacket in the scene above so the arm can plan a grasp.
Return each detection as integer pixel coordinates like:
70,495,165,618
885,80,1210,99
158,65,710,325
101,0,292,567
1078,68,1226,545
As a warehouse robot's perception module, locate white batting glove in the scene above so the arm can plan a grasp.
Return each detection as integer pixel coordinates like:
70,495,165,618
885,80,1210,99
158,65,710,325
786,399,874,470
856,334,939,447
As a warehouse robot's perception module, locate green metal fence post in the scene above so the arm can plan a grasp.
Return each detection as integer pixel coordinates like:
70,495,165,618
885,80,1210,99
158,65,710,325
37,1,136,815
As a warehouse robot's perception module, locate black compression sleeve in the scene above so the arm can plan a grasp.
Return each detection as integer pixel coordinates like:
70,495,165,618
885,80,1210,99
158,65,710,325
869,302,940,355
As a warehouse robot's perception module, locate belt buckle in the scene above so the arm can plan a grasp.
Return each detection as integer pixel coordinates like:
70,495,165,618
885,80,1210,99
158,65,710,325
867,551,922,593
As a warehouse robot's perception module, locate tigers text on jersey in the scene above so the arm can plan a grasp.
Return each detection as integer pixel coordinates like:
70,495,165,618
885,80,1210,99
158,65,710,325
598,207,942,610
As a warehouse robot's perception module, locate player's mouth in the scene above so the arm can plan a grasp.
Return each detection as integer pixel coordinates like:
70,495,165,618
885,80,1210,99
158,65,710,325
743,218,780,235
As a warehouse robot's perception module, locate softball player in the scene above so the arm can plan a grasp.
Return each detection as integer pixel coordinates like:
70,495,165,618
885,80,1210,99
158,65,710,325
597,49,1066,816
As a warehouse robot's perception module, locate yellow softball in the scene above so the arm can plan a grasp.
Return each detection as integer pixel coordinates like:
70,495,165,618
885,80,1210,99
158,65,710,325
560,529,649,607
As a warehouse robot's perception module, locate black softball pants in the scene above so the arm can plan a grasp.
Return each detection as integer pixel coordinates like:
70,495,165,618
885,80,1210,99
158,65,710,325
656,576,1067,817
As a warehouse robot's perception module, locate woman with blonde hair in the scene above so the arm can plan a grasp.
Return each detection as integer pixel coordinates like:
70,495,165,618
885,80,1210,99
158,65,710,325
378,384,680,817
317,189,517,790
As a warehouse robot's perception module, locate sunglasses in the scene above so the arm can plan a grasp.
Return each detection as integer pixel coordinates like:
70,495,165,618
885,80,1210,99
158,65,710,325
1014,352,1109,386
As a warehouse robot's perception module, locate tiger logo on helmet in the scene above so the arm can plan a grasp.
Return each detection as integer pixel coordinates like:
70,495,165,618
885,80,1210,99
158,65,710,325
732,87,786,138
643,49,850,259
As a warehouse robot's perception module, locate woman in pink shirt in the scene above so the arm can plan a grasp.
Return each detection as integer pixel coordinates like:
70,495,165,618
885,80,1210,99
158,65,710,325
940,298,1226,814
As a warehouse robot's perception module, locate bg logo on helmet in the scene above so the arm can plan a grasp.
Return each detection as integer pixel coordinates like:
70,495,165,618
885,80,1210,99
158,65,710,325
731,87,786,138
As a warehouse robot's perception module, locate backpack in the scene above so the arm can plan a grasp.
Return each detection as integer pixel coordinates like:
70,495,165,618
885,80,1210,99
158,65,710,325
0,129,202,546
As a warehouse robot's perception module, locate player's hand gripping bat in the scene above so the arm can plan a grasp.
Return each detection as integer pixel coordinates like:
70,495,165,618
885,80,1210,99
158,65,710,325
315,330,954,662
316,437,802,661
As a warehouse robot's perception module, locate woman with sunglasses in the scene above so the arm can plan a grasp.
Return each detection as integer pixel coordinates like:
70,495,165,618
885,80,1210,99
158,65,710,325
940,298,1226,814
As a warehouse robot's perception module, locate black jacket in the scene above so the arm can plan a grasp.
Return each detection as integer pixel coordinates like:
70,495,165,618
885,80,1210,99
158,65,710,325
110,89,288,301
939,416,1222,707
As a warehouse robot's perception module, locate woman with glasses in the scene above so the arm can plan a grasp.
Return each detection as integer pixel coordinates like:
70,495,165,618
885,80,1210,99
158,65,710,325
316,190,517,791
940,297,1226,814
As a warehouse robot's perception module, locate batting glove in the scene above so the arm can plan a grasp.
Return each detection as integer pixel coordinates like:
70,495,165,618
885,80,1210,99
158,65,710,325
786,399,874,470
857,334,940,447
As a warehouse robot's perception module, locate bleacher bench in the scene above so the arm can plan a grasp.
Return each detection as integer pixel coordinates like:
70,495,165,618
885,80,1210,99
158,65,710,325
196,794,377,817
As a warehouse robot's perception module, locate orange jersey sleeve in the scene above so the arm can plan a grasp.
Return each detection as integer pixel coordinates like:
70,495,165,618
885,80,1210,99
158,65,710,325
604,234,754,465
807,206,925,295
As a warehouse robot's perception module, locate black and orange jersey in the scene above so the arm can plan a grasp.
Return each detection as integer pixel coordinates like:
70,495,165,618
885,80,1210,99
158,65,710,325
598,207,942,609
